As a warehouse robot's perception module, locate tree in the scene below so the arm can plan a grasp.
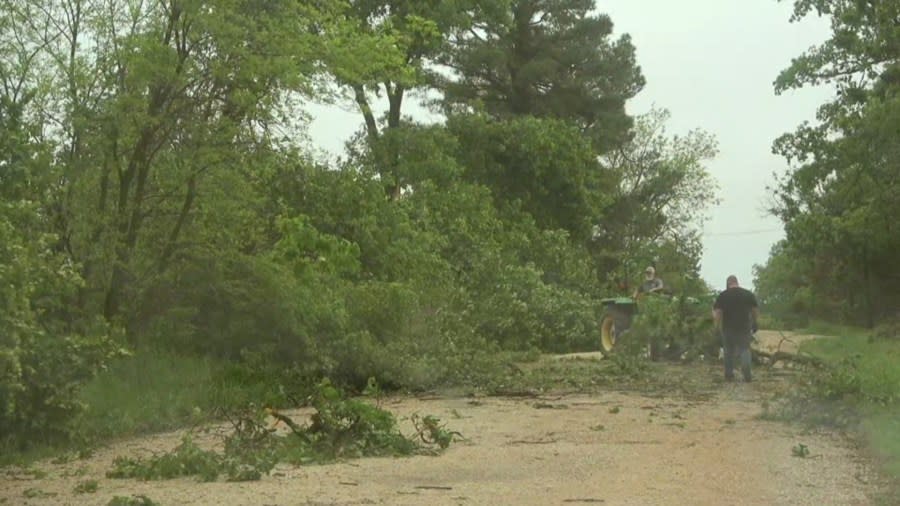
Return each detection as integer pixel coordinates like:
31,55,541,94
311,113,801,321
768,0,900,326
595,108,719,288
324,0,483,198
441,0,644,151
753,240,813,327
448,113,613,240
338,1,473,137
2,0,347,325
0,34,120,445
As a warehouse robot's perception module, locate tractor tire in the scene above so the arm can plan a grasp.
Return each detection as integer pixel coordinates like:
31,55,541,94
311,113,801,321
600,308,632,357
600,313,618,357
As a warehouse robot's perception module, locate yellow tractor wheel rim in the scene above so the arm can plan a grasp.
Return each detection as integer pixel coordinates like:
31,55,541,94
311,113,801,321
600,315,616,352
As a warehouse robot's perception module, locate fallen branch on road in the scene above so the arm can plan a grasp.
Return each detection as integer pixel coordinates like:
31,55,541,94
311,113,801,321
753,349,826,369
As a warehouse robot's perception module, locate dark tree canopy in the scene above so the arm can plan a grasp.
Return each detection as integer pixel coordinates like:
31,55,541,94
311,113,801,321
441,0,645,150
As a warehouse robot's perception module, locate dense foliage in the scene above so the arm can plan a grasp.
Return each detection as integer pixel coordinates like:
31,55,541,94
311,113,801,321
755,0,900,327
625,294,719,361
0,0,718,448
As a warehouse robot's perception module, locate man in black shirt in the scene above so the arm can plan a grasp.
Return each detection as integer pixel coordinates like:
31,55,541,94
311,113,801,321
713,275,759,382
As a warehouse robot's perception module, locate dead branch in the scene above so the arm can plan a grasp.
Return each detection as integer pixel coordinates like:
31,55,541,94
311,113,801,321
776,331,798,354
264,407,304,436
754,349,826,369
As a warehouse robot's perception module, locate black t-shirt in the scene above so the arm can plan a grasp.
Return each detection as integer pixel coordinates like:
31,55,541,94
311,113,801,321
713,287,758,335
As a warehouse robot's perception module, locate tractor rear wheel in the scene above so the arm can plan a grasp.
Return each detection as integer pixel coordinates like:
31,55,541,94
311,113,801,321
600,313,617,356
600,307,632,357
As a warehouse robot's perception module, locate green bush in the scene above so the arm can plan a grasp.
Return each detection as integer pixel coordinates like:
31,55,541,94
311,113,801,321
812,358,865,401
300,380,419,459
0,201,124,448
455,240,597,354
108,435,236,482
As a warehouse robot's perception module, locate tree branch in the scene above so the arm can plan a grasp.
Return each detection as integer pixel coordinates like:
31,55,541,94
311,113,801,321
353,84,379,141
158,173,196,273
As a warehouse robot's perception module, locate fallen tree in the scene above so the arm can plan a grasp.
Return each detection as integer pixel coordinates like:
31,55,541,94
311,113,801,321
751,332,827,369
752,349,826,369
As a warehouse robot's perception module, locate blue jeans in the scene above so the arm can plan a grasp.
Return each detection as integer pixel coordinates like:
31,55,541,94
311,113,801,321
722,331,752,381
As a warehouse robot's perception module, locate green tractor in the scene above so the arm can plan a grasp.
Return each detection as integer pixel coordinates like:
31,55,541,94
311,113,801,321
598,293,717,360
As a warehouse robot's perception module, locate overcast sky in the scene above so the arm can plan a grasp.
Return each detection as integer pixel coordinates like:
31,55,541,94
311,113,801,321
304,1,835,292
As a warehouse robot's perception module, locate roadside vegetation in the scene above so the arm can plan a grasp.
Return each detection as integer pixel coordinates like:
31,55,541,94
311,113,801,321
748,1,900,500
1,3,897,504
758,322,900,502
103,380,458,483
0,0,719,464
804,329,899,488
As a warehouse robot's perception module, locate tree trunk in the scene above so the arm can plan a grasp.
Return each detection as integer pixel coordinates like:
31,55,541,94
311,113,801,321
353,84,379,142
386,83,404,199
158,174,197,272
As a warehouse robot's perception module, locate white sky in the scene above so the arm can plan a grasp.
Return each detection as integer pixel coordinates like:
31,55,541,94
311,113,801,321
304,1,835,292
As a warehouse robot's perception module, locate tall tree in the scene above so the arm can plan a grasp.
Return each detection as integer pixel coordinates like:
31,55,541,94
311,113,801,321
327,0,486,198
768,0,900,325
339,1,460,137
753,240,815,327
441,0,644,151
2,0,345,324
0,11,121,443
596,108,718,284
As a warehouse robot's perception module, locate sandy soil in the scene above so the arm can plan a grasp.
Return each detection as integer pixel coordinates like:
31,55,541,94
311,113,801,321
0,331,882,506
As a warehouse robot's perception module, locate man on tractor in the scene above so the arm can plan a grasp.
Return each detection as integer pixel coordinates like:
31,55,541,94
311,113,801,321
599,266,666,357
633,265,664,298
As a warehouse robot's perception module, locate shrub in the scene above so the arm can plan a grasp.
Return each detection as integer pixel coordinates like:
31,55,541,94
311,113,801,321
0,202,125,448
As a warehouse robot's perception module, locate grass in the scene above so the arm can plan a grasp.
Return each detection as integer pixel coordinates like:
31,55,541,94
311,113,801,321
797,326,900,498
1,348,296,466
79,347,308,439
802,320,879,340
76,349,220,439
800,333,900,403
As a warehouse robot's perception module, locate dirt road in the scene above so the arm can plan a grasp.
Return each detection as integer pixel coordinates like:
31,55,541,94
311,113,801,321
1,332,882,505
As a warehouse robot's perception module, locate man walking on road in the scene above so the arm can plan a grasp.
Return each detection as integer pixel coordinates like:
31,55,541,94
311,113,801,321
713,275,759,382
